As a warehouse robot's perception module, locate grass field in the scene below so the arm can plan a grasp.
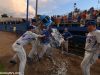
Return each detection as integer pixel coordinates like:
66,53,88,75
0,64,5,72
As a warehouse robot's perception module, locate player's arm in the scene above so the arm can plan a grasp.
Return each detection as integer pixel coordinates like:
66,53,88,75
32,33,45,38
95,31,100,55
67,32,73,39
38,34,45,38
95,31,100,44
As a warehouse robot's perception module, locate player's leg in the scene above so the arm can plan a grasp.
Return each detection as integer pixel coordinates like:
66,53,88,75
45,44,52,58
27,41,38,64
64,40,68,53
17,47,26,75
9,54,17,64
28,41,37,58
39,44,48,59
81,51,93,75
61,40,68,55
46,45,56,65
59,38,65,47
28,47,37,58
12,43,26,75
10,43,19,65
83,52,98,75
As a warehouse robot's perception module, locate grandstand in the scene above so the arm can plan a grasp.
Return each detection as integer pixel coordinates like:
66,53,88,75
51,7,100,27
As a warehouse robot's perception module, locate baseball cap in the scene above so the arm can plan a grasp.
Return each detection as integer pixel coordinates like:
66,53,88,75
27,26,34,30
86,20,96,26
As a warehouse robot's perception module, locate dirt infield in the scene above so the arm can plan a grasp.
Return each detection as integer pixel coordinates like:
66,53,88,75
0,31,100,75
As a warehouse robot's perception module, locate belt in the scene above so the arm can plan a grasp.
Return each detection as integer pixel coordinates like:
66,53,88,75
16,43,20,45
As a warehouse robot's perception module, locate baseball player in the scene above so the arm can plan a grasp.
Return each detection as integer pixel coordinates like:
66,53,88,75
27,19,39,64
27,38,39,64
27,15,53,62
10,19,37,64
38,26,52,60
11,26,44,75
62,28,72,53
81,20,100,75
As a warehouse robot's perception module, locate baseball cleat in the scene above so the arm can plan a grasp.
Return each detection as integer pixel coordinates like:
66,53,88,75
9,60,17,65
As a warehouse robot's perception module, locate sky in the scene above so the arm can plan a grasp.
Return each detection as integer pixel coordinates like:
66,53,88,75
0,0,99,18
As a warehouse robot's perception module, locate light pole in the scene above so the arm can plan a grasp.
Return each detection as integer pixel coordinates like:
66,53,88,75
98,0,100,9
26,0,29,21
35,0,38,17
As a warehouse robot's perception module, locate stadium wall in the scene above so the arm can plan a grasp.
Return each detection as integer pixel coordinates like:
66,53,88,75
0,22,29,35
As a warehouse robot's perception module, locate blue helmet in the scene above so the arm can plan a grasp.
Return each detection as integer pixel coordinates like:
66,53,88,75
39,15,52,27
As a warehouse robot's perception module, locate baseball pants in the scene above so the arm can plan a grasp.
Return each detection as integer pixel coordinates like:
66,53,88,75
62,40,68,53
81,51,99,75
39,43,51,59
12,43,26,75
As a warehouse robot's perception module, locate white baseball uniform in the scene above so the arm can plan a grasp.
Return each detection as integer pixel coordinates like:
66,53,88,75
62,31,72,53
81,30,100,75
12,31,41,75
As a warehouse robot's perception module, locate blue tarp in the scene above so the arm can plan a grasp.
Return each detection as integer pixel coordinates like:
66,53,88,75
0,24,6,31
0,22,29,35
0,23,100,35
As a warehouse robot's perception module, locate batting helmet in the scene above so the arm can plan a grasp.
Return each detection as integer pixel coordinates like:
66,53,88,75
39,15,52,27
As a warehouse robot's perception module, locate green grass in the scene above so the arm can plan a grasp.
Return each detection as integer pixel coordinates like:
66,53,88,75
0,64,5,72
0,64,5,75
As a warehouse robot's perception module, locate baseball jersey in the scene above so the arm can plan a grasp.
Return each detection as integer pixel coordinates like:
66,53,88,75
85,30,100,51
15,31,40,46
62,32,72,40
40,29,50,44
